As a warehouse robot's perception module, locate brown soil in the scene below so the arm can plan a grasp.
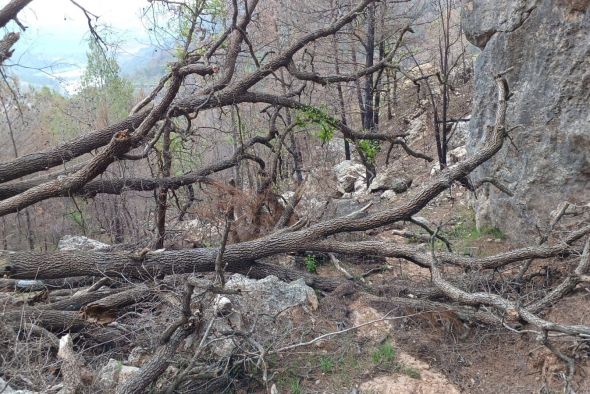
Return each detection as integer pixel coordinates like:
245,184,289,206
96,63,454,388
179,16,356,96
270,125,590,393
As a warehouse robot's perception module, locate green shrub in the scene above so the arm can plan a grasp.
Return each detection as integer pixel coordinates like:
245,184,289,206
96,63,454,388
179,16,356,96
358,139,381,161
319,356,335,373
401,365,421,379
289,378,302,394
372,342,396,365
295,106,338,144
305,255,318,273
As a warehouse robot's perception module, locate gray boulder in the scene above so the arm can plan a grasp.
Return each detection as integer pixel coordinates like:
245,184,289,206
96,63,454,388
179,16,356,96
448,145,467,164
462,0,590,240
224,274,318,314
369,170,412,194
201,274,318,358
333,160,365,193
58,235,110,251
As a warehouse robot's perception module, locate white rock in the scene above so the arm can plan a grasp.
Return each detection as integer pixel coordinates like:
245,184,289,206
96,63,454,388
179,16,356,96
58,235,110,251
430,163,442,176
407,114,426,140
214,296,233,316
380,190,397,200
448,146,467,164
333,161,365,194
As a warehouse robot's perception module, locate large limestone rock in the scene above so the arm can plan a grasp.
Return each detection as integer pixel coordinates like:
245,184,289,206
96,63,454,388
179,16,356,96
58,235,110,251
462,0,590,240
195,274,319,358
224,274,319,315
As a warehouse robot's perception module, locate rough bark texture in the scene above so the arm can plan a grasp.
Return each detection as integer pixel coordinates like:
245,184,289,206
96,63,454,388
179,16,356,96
0,0,32,28
462,0,590,241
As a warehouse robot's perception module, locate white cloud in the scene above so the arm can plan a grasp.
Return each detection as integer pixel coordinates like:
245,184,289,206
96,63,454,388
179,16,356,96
11,0,149,55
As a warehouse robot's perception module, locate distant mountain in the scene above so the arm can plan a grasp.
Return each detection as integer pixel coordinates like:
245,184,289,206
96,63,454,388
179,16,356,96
118,44,173,89
13,43,172,95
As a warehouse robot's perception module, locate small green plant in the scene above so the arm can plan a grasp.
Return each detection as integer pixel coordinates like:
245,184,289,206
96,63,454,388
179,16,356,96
289,377,302,394
401,365,421,379
319,356,335,374
358,139,381,161
305,255,318,273
295,106,338,144
481,226,505,239
372,341,396,365
66,210,86,230
450,221,505,241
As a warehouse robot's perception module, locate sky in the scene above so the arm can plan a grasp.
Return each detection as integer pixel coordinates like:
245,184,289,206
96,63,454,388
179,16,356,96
2,0,152,91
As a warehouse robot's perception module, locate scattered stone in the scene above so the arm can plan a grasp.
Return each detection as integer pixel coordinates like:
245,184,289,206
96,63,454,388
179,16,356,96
323,198,367,220
270,383,279,394
360,353,461,394
406,114,425,140
380,190,397,201
390,177,412,194
430,163,441,177
448,145,467,164
207,274,318,358
349,299,392,344
225,274,318,313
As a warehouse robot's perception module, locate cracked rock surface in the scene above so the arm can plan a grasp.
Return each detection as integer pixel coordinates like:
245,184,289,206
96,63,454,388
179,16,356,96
462,0,590,240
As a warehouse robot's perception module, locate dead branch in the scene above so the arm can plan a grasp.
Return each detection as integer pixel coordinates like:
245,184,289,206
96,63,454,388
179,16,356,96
0,0,32,29
0,72,183,216
117,283,199,394
82,284,152,320
0,0,380,185
429,244,590,337
57,334,88,394
473,176,514,197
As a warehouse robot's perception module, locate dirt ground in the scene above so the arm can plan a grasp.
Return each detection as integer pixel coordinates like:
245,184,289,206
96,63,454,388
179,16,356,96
269,129,590,393
270,206,590,393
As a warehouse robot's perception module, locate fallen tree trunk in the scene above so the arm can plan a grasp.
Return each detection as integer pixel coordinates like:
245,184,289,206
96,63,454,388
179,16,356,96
82,284,152,319
0,236,581,287
3,309,90,331
0,276,93,292
0,249,346,291
0,75,546,296
41,288,128,311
